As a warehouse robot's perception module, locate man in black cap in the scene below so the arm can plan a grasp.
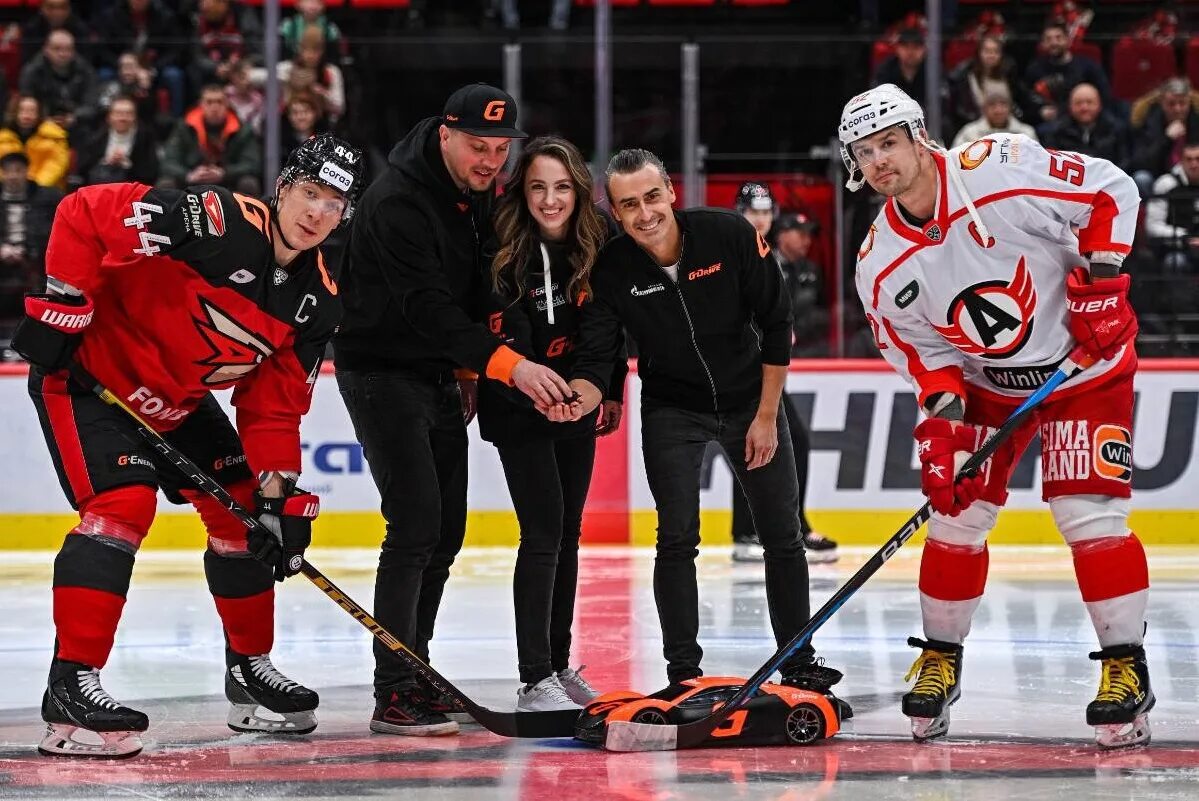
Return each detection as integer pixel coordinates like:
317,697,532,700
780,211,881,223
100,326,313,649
335,83,573,736
872,27,927,106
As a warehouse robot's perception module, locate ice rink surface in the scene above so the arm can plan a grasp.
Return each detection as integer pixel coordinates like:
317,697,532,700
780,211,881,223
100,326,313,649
3,545,1199,800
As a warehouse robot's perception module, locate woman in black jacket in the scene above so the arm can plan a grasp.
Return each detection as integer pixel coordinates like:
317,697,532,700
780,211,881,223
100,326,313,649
482,136,625,712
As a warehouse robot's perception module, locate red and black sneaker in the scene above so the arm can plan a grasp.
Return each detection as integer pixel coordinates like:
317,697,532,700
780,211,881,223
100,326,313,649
370,685,458,736
421,678,474,725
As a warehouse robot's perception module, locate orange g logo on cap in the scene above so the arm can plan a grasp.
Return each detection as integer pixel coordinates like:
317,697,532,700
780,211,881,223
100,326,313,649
483,100,506,121
1093,424,1132,482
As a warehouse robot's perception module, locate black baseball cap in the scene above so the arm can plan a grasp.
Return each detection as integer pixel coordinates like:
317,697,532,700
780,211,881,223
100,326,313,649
443,83,527,139
775,212,820,235
0,151,29,168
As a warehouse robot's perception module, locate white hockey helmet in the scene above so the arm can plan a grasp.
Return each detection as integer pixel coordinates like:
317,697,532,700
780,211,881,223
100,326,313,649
838,84,927,191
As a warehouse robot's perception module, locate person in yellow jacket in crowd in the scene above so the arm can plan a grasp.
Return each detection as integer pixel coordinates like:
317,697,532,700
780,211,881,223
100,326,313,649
0,95,70,190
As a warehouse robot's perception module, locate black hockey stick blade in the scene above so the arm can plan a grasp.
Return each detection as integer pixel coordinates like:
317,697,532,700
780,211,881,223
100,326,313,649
604,348,1093,752
71,366,581,739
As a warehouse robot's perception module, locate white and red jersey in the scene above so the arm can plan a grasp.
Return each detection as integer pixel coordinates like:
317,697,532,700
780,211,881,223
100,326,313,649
855,134,1139,407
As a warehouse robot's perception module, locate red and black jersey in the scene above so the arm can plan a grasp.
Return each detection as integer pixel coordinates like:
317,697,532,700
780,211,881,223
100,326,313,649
44,182,341,474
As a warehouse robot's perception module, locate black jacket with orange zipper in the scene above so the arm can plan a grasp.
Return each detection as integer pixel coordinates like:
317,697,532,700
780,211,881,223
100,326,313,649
571,208,792,414
477,238,628,445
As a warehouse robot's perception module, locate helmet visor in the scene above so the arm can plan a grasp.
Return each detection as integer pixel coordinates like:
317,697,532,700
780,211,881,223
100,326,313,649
288,178,348,218
849,126,910,169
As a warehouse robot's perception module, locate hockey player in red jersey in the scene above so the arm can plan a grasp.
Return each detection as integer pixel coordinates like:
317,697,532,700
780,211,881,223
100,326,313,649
12,133,364,758
838,85,1151,748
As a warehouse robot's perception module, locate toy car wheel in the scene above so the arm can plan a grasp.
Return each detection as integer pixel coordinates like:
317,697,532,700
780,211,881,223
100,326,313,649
785,703,825,744
631,708,670,725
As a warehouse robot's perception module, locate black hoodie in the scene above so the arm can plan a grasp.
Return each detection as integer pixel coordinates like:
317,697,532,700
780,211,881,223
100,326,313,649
477,238,628,445
334,116,516,380
571,208,793,413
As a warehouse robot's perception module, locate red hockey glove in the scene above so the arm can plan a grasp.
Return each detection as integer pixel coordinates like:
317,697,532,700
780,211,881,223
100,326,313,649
11,293,93,371
250,489,319,581
914,418,987,517
1066,268,1137,362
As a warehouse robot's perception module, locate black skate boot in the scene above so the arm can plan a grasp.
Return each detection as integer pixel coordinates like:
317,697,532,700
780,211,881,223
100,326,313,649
1087,643,1154,749
902,637,963,742
225,648,318,734
370,683,458,736
39,659,149,758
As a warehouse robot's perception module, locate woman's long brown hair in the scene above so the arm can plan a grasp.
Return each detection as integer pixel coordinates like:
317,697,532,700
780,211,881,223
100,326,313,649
492,136,607,304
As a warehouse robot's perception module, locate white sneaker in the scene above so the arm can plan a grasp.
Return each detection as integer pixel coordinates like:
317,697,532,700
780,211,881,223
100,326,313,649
515,675,581,713
556,665,599,705
732,540,765,562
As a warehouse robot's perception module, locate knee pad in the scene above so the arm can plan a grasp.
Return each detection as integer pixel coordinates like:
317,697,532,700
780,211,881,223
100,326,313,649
183,479,258,555
74,484,157,554
1050,494,1130,545
927,501,1000,550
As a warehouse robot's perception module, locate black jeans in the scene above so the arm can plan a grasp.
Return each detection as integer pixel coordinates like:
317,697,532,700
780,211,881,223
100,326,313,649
336,369,468,695
732,394,813,542
496,435,596,685
642,400,813,683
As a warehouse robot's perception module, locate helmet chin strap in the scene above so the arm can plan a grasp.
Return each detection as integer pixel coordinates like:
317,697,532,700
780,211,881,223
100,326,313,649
271,213,300,254
917,134,994,244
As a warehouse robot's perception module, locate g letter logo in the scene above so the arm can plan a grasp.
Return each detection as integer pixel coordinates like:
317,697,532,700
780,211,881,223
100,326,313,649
483,100,506,121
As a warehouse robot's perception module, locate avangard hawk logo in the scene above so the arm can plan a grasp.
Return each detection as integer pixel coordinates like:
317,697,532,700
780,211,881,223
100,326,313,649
932,255,1037,358
194,299,275,384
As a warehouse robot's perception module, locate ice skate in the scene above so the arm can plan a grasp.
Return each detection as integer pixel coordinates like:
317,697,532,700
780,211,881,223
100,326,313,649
225,649,318,734
556,665,600,705
902,637,963,742
38,659,149,759
516,674,581,713
1088,643,1154,749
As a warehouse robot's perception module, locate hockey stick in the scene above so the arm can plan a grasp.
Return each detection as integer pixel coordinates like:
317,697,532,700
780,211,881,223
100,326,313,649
68,367,581,739
604,347,1095,752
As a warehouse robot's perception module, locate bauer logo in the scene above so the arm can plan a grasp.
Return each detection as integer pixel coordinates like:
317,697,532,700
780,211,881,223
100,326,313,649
319,161,354,192
1093,424,1133,482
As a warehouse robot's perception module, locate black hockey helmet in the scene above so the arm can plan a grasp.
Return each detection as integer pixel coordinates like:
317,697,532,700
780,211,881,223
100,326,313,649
278,133,366,222
735,181,775,214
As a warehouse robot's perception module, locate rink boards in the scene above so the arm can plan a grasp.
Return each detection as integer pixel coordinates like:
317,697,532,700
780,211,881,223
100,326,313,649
0,360,1197,549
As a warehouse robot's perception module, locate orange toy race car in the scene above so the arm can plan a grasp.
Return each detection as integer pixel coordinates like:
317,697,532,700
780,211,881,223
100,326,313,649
574,676,849,748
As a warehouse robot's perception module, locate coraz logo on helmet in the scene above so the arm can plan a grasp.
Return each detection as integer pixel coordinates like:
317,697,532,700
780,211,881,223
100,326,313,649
277,133,366,223
837,84,928,192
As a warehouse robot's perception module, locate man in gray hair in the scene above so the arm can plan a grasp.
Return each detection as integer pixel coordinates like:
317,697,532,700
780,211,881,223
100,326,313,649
952,86,1038,148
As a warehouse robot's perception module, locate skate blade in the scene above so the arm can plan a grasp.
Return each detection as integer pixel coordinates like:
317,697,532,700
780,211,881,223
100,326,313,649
910,714,950,742
1095,714,1151,750
38,724,144,759
227,704,317,735
805,551,838,565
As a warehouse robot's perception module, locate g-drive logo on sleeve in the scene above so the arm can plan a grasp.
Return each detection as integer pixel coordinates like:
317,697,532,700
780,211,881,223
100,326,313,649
319,161,354,193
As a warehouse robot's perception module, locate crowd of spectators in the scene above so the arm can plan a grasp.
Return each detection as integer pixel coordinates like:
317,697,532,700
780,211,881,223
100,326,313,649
0,0,355,358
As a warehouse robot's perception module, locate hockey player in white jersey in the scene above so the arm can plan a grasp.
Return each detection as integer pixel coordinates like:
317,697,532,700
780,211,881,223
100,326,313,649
838,84,1152,748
